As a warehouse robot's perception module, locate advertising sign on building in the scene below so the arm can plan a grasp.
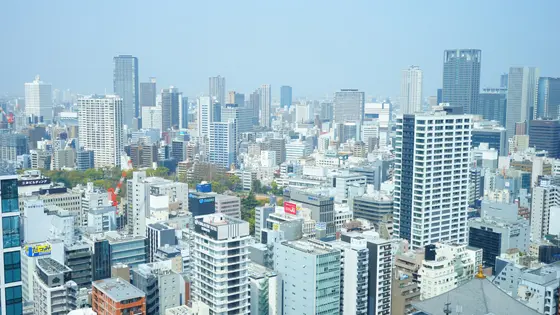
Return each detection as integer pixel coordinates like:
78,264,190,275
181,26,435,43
25,243,52,257
284,202,297,215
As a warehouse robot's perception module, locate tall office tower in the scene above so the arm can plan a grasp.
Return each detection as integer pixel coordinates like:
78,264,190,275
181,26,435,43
197,96,212,137
209,75,226,107
436,88,443,105
161,86,181,131
77,95,124,168
280,85,292,108
113,55,139,127
393,111,473,249
530,178,560,241
0,173,23,315
536,77,560,119
140,77,157,107
400,66,423,114
141,106,163,130
442,49,482,114
221,104,253,137
249,89,260,125
24,75,52,121
227,91,245,106
529,120,560,158
295,102,312,123
92,278,147,315
180,96,188,129
209,120,236,169
500,73,509,88
33,258,78,315
478,88,507,127
192,214,251,314
320,102,334,121
505,66,539,139
0,133,28,162
333,89,365,123
274,239,341,315
259,84,272,128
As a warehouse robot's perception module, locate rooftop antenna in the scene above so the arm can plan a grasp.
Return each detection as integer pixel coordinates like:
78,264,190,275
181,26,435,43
443,302,452,315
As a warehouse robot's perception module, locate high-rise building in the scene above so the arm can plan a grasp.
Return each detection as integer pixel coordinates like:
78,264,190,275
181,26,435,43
442,49,482,114
221,104,253,137
274,239,341,315
209,120,236,169
478,88,507,127
140,77,157,107
472,121,508,156
146,223,176,263
536,77,560,120
192,214,251,314
529,119,560,158
280,85,292,108
141,106,163,131
180,96,189,129
113,55,139,127
197,96,212,138
259,84,272,128
33,258,78,315
500,73,509,88
531,178,560,241
78,95,124,168
227,91,245,106
131,263,181,314
209,75,226,107
334,89,365,123
393,111,473,249
24,75,52,121
161,86,181,131
400,66,423,114
0,173,23,315
249,89,260,126
0,133,28,163
92,278,146,315
248,263,279,315
505,67,539,139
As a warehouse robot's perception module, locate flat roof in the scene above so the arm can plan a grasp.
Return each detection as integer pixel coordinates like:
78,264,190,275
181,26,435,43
93,278,145,302
280,239,338,256
37,257,72,275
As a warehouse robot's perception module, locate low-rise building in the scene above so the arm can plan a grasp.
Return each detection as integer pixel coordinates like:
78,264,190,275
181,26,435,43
91,278,146,315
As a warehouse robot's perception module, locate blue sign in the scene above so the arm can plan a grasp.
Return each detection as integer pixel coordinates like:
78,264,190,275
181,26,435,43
199,198,214,204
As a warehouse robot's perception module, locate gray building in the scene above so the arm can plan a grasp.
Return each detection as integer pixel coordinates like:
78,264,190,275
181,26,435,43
506,66,539,139
33,258,78,315
146,223,177,263
131,263,181,315
221,103,253,137
442,49,482,114
249,263,279,315
161,86,181,131
113,55,139,127
285,188,335,236
472,122,508,156
64,243,93,289
352,193,393,226
0,132,28,162
478,88,507,127
537,77,560,120
280,85,292,109
334,89,365,123
269,138,286,165
75,149,94,171
274,239,341,315
255,204,275,243
140,77,157,107
209,75,226,108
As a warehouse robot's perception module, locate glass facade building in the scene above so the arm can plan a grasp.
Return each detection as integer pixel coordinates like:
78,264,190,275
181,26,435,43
442,49,482,114
280,85,292,109
0,175,22,315
113,55,139,127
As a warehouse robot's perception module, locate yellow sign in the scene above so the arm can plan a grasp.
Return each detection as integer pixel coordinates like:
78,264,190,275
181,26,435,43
273,223,279,231
25,243,52,257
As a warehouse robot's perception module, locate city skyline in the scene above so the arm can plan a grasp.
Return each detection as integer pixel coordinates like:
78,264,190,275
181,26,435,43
1,1,559,99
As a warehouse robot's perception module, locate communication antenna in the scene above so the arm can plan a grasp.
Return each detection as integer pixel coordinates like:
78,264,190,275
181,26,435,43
443,302,452,315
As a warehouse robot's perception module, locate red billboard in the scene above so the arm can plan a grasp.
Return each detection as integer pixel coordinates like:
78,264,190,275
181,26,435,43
284,202,297,215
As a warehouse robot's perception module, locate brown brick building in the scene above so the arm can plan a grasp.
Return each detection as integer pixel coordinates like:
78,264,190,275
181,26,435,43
92,278,146,315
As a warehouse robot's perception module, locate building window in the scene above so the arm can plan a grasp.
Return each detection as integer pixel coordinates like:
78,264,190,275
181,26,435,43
1,179,18,214
5,286,22,315
2,217,20,248
4,252,20,283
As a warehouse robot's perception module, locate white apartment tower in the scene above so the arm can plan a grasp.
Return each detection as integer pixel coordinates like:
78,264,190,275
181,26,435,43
24,75,52,121
197,96,212,138
209,120,236,169
78,95,124,168
393,111,473,249
530,179,560,241
192,214,251,314
400,66,423,114
506,66,539,139
259,84,272,128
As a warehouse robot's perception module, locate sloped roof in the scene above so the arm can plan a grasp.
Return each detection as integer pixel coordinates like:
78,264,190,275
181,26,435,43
412,277,541,315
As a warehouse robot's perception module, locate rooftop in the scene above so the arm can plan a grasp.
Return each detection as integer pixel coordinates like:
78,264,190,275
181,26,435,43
93,277,145,302
280,239,339,256
37,257,72,276
248,262,277,279
195,213,245,227
413,278,541,315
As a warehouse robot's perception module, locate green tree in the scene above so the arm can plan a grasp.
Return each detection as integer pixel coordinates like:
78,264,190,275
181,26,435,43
241,192,259,235
252,180,262,194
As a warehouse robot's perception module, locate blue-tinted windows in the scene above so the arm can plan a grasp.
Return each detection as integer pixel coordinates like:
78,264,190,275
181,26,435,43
4,251,21,283
1,179,18,213
5,286,22,315
2,217,20,248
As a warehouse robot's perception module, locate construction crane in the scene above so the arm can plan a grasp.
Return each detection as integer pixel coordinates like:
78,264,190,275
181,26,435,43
107,160,133,212
0,108,14,126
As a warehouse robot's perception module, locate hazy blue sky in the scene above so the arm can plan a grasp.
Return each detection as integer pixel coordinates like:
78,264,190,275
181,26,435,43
1,0,559,100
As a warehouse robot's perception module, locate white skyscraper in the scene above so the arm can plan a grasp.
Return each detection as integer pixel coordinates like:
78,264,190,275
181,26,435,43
78,95,124,168
141,105,163,131
192,214,251,314
259,84,272,128
506,66,539,139
393,111,473,249
209,75,226,107
197,96,212,137
530,179,560,241
24,75,52,121
400,66,423,114
209,120,236,169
